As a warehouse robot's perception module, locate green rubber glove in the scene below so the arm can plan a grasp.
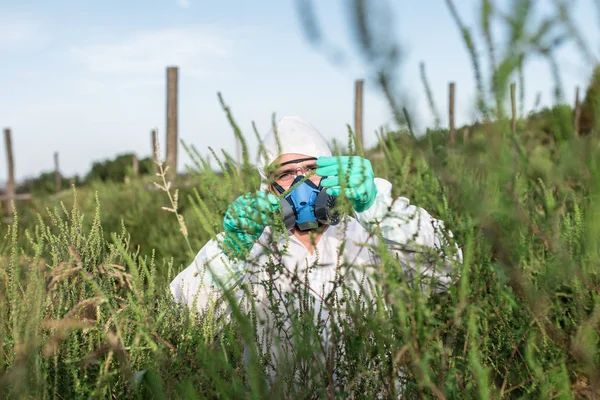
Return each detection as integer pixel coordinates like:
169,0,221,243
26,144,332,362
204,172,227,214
316,156,377,213
222,191,280,259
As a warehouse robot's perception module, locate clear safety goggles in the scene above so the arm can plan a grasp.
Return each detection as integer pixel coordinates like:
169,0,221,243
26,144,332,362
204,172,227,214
269,157,318,186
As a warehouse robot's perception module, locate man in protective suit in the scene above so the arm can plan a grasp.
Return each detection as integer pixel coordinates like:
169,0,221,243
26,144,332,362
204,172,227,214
170,115,462,390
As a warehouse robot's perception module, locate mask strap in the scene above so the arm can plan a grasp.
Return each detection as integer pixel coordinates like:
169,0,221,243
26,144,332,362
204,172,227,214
273,182,285,194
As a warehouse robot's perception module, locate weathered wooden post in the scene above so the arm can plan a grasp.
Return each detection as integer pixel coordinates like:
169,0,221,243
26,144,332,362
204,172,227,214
354,79,364,151
574,86,581,136
132,155,139,176
151,129,159,173
510,82,517,135
4,128,15,216
449,82,456,144
54,151,61,192
166,66,178,182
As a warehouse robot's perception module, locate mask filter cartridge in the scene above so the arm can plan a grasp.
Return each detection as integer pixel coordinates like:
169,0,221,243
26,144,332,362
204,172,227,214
277,175,339,231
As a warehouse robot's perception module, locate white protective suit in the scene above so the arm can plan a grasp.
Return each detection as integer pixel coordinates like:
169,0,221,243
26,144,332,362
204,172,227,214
169,116,462,389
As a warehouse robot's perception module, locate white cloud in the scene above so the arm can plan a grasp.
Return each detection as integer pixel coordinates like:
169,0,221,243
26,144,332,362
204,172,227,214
177,0,191,8
69,27,236,83
0,18,44,50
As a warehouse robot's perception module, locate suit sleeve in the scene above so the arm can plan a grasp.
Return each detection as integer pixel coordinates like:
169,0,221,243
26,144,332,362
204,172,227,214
169,232,248,318
353,178,463,294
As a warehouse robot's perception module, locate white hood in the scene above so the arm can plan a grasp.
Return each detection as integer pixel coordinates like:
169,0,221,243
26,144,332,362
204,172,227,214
257,116,332,190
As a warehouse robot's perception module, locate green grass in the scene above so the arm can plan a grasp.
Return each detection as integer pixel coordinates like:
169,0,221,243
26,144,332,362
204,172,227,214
1,104,599,398
3,1,600,396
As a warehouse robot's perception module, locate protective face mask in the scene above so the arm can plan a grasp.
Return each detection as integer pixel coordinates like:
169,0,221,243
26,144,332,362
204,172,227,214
275,175,339,231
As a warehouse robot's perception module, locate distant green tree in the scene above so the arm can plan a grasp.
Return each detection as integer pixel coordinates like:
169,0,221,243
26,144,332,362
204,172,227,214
579,65,600,135
84,153,153,184
17,172,80,196
528,104,575,143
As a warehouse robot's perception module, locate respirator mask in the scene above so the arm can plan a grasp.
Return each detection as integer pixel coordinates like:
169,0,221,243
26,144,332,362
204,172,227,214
274,175,340,231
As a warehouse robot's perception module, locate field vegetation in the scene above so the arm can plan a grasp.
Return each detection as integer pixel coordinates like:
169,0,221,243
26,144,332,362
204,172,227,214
2,0,600,398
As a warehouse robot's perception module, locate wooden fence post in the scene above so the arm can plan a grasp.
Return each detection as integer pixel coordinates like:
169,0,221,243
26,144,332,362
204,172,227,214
54,151,61,192
449,82,456,144
151,129,159,174
4,128,15,216
166,66,179,182
132,155,139,176
574,86,581,136
354,79,364,152
510,83,517,135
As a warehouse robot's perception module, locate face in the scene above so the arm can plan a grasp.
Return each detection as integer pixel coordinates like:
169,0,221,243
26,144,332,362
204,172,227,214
268,153,321,193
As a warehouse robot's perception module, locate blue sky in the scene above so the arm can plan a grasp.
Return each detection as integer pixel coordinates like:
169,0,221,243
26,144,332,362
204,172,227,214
0,0,598,182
